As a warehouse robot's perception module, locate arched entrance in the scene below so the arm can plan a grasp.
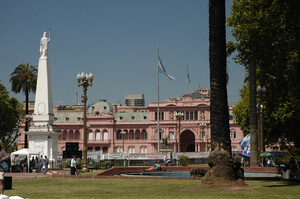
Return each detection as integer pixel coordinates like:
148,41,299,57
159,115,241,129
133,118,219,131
180,130,195,152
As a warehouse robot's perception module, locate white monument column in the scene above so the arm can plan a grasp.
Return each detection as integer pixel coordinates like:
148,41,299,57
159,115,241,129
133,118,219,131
27,31,60,167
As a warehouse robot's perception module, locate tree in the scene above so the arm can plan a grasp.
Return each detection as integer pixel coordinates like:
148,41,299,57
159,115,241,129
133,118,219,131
10,63,37,148
209,0,231,153
203,0,237,183
232,84,250,136
0,81,21,152
227,0,300,148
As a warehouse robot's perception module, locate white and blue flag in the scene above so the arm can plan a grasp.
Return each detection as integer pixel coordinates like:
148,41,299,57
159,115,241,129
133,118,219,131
239,133,250,156
158,56,175,80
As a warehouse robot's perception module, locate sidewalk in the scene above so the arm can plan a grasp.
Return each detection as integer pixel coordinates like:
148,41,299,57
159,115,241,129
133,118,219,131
4,170,70,179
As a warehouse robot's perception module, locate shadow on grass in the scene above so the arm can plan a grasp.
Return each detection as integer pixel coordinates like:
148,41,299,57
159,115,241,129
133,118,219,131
265,180,300,187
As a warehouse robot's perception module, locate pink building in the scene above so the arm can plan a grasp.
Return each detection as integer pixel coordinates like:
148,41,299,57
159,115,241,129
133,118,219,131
18,88,244,156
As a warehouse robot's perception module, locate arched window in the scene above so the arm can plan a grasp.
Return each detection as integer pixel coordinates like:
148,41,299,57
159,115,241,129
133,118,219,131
130,131,135,140
88,130,93,140
143,132,147,140
103,130,108,140
66,132,70,140
129,146,135,154
96,130,101,140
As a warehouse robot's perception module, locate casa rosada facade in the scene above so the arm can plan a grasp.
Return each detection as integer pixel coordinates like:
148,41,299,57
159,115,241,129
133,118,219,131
18,88,243,156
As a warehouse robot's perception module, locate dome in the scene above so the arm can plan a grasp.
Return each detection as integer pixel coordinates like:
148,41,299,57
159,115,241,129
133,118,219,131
87,100,113,115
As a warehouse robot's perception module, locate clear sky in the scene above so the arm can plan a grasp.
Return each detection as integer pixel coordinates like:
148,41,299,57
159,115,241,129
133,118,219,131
0,0,245,106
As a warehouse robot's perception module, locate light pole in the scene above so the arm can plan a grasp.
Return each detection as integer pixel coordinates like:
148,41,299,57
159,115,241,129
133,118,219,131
257,84,266,164
176,112,184,152
77,72,93,172
120,131,126,167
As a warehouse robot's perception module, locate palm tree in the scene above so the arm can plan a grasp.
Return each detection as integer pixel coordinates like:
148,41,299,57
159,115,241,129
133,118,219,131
10,63,37,148
203,0,236,183
209,0,231,153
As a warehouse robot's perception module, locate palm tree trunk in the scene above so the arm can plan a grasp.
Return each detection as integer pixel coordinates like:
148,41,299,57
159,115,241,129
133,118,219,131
209,0,231,154
249,60,258,166
25,86,28,148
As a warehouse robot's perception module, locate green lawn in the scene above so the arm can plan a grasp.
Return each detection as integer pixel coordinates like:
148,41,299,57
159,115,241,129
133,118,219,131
4,178,300,199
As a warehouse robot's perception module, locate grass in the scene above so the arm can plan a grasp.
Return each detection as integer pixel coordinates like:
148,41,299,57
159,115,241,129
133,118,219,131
4,178,300,199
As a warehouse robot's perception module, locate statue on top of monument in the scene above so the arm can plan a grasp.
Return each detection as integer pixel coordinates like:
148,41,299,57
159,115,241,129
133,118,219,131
40,30,51,58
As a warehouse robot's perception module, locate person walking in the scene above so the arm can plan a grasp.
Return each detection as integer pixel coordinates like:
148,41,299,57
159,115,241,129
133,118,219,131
44,156,49,174
39,155,44,173
70,155,77,175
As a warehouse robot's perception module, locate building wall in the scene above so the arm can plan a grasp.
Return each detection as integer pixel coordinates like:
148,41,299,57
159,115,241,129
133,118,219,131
18,89,244,156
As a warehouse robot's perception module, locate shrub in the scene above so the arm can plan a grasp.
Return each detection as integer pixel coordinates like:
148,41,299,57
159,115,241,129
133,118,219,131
190,168,208,177
178,155,189,166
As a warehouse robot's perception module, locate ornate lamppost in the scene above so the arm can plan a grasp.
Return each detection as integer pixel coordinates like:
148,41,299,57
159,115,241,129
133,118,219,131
257,84,266,164
176,112,184,152
77,72,93,172
120,131,126,166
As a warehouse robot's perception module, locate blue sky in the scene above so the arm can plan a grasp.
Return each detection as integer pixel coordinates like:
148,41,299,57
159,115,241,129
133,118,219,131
0,0,245,106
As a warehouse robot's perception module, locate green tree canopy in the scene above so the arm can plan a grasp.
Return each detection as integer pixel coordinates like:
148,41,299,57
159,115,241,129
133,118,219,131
0,81,21,152
228,0,300,147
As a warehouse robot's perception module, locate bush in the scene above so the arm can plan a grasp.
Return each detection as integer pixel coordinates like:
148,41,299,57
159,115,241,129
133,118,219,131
190,168,208,177
178,155,189,166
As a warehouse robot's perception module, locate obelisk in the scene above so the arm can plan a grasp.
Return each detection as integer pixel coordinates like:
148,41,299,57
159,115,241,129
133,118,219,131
27,31,60,166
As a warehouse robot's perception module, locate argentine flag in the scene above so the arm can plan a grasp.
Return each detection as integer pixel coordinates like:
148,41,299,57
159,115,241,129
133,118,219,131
239,133,250,155
158,56,175,80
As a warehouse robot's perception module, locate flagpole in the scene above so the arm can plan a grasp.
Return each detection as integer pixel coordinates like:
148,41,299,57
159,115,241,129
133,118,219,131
157,45,160,154
186,65,188,94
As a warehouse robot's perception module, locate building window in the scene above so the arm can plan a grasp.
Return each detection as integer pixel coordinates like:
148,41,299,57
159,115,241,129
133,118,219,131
155,112,164,121
140,146,147,154
190,111,194,120
104,106,107,110
169,132,175,140
65,132,70,140
194,111,198,120
117,146,123,153
143,132,147,140
131,116,135,120
95,146,101,151
144,116,147,120
230,131,236,140
77,117,81,121
120,116,123,120
117,131,123,140
130,132,135,140
103,147,108,154
88,146,93,151
185,112,189,120
88,130,93,140
129,146,135,154
96,130,100,140
65,117,69,121
103,131,108,140
201,132,206,140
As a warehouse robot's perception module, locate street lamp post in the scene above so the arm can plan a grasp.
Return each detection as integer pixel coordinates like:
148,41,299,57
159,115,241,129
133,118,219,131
120,131,126,167
175,112,184,152
77,72,93,172
257,84,266,165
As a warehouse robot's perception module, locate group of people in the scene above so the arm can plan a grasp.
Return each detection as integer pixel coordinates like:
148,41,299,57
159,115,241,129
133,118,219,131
34,155,49,174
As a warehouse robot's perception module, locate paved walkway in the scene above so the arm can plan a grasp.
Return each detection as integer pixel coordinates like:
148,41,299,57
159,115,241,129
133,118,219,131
4,170,70,179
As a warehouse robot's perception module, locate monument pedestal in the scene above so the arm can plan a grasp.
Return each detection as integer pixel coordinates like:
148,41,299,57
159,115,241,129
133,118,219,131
27,125,60,164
